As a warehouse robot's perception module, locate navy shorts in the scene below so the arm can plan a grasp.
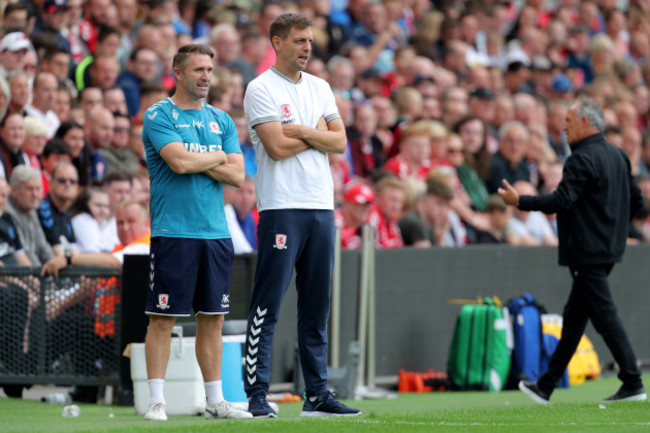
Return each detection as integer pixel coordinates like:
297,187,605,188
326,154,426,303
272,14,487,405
145,237,234,316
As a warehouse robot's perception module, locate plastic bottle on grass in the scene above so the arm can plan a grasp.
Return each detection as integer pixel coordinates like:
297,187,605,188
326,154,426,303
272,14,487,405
62,405,81,417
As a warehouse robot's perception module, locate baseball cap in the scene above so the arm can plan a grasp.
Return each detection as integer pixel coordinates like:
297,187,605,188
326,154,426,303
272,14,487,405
551,74,573,93
0,32,31,52
469,87,494,100
43,0,68,13
343,184,375,205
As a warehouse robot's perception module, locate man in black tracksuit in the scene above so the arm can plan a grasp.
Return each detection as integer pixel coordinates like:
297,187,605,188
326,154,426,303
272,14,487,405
499,97,646,404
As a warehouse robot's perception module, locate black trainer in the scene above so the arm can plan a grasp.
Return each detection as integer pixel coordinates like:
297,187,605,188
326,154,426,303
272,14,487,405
603,386,647,402
300,391,361,417
247,394,277,418
519,380,550,405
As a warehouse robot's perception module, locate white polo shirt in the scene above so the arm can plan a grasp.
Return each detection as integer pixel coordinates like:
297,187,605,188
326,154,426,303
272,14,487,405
244,67,341,212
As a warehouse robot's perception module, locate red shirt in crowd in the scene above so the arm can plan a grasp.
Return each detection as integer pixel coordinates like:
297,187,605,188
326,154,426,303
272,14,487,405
366,204,404,249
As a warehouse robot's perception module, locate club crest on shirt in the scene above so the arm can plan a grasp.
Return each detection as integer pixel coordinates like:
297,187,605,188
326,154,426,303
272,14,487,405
157,294,171,310
209,121,222,134
273,234,288,250
280,104,292,118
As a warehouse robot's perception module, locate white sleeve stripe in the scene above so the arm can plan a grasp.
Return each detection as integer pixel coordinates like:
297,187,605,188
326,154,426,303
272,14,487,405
324,113,341,123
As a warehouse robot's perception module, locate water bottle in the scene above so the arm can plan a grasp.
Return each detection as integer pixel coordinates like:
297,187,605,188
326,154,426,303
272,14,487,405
62,405,81,417
42,393,72,405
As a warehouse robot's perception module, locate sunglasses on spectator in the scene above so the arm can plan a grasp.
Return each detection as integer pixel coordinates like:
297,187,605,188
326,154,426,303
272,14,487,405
447,148,463,154
114,126,131,132
55,177,79,185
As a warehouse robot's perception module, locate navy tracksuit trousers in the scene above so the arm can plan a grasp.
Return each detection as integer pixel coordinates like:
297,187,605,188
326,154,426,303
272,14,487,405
244,209,334,397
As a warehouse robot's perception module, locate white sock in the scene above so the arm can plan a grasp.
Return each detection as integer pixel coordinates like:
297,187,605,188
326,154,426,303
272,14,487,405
148,378,165,405
205,380,224,406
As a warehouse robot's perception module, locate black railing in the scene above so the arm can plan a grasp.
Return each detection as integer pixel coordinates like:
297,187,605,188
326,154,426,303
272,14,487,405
0,267,122,388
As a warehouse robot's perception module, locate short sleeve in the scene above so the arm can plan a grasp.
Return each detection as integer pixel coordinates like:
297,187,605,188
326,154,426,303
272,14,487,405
320,81,341,123
243,81,281,128
143,105,183,153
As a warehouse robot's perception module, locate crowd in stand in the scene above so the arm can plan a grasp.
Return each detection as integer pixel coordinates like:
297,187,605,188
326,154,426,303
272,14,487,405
0,0,650,263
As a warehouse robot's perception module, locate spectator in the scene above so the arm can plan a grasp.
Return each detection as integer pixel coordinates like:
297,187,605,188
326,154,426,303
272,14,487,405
622,126,645,176
230,108,255,179
52,85,72,123
71,186,115,253
116,47,159,117
131,81,168,125
25,72,60,138
209,23,240,68
229,175,257,251
40,48,77,100
41,138,71,196
346,103,384,179
335,183,375,249
350,2,404,72
22,116,48,170
367,175,405,248
398,178,458,247
130,167,150,208
0,177,31,265
383,121,432,182
0,113,28,180
103,86,128,116
5,165,54,266
82,106,113,183
468,87,495,125
228,29,268,87
37,161,79,256
546,101,571,163
453,115,490,211
75,25,121,91
33,0,72,54
79,86,104,121
0,32,32,81
485,120,531,193
508,180,559,246
473,194,516,244
6,73,30,119
101,112,140,175
101,170,132,246
2,4,30,35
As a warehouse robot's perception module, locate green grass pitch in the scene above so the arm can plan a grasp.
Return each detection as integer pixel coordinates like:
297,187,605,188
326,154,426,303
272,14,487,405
1,375,648,433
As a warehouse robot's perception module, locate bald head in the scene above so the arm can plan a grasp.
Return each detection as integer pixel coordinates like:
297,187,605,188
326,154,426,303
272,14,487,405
85,107,114,150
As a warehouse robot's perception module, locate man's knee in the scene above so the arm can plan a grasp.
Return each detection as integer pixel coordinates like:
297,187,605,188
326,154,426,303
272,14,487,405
147,315,176,334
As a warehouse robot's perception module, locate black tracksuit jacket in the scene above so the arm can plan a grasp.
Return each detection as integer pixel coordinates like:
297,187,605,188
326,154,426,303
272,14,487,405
518,132,643,266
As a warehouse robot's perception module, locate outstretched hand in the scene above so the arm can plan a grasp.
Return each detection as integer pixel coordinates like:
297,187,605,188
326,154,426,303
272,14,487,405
497,179,519,206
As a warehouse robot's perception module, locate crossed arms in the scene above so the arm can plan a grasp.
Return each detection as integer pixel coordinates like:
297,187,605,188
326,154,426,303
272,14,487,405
159,143,245,187
254,117,346,161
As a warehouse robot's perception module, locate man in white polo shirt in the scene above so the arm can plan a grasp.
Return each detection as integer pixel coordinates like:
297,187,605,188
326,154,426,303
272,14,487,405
243,12,360,418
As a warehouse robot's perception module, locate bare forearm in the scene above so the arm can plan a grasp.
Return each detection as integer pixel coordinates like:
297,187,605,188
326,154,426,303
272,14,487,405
203,153,245,187
301,128,347,154
160,142,228,174
265,136,311,161
204,164,245,187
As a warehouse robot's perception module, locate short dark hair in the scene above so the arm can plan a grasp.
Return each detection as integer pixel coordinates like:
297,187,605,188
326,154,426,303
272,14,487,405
269,13,311,42
102,170,133,186
43,47,70,62
42,138,71,158
426,179,454,201
129,46,155,62
97,25,120,43
139,80,166,97
54,119,83,140
4,3,29,17
172,44,214,71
